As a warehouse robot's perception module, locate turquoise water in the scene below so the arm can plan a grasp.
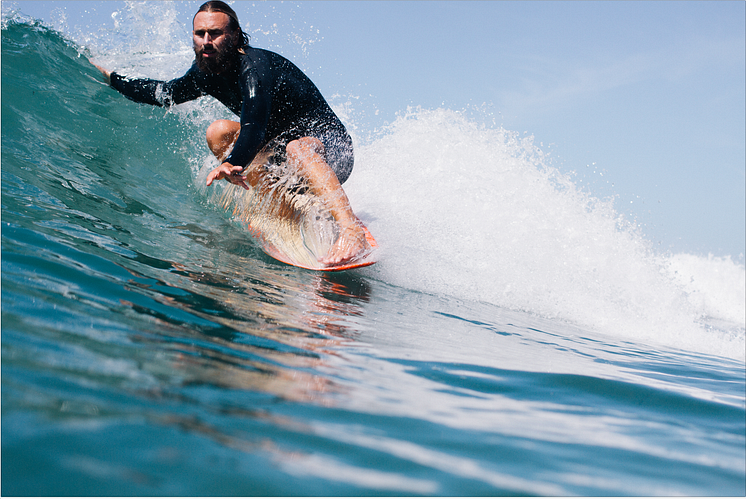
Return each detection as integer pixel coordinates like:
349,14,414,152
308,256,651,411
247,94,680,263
2,15,745,496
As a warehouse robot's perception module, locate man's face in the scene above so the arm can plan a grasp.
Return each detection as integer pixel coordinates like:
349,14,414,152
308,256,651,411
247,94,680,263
193,11,237,74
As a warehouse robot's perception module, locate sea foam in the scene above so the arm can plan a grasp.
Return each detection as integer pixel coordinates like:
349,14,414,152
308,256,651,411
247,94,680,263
344,108,745,361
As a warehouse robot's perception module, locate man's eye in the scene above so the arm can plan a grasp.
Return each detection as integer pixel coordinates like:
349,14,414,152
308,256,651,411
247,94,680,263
194,29,222,37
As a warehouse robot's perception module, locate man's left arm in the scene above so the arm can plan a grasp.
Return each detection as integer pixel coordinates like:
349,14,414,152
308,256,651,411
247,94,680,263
225,70,272,168
206,69,273,189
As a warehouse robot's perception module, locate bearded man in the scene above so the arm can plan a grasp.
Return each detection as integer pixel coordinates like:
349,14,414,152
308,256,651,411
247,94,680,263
94,1,369,266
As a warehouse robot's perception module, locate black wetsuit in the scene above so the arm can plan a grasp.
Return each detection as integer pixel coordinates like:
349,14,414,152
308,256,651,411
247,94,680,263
110,47,354,183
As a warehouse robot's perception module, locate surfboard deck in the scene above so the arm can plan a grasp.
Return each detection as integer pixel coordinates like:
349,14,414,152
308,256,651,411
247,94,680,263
255,218,378,272
212,164,378,272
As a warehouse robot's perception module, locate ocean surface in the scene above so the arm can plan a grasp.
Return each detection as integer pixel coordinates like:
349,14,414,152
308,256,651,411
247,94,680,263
2,10,745,496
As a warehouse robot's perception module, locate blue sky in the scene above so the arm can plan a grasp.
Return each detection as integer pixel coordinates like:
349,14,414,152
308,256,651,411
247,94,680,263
6,1,745,258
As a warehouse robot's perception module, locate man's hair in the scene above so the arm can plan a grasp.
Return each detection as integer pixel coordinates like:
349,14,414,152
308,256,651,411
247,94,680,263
195,1,250,50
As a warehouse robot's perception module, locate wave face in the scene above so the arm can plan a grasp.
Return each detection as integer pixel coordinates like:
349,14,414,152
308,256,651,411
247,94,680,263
2,10,744,497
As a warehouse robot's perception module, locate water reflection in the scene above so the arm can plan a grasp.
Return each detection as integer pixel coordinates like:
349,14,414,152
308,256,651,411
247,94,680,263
99,255,380,485
121,252,373,404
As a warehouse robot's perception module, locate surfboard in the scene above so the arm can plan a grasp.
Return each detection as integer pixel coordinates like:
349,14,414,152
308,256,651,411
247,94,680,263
212,163,377,272
255,218,378,271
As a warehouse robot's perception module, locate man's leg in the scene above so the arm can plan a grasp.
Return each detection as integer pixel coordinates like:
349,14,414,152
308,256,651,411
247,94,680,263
204,124,369,266
286,137,370,266
206,119,240,161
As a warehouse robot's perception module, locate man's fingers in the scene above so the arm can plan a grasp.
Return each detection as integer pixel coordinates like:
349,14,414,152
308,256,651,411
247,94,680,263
206,169,223,186
228,173,249,190
206,164,249,190
206,163,241,186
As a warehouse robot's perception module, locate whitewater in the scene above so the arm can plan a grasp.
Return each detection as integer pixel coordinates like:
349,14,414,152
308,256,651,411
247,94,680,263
2,4,744,496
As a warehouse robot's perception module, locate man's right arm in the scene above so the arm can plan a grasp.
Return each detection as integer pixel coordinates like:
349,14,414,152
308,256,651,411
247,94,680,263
93,63,111,82
93,62,202,107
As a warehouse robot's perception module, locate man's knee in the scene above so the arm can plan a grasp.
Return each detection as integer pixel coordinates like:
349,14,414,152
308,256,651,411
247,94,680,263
206,120,239,150
286,137,325,159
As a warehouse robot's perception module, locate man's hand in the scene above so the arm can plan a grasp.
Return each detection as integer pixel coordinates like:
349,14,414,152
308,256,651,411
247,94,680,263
91,62,111,84
206,162,249,190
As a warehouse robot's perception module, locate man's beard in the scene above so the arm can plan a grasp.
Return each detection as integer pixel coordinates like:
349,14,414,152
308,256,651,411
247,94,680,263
195,41,236,74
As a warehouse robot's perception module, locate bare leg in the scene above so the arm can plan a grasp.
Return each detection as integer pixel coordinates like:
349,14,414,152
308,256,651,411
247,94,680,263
206,119,240,161
204,124,369,266
286,137,370,266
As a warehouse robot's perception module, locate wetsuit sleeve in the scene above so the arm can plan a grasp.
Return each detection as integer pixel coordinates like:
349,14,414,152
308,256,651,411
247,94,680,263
223,63,273,168
110,65,203,107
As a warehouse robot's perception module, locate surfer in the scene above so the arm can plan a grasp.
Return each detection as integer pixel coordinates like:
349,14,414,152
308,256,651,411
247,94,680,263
93,0,369,267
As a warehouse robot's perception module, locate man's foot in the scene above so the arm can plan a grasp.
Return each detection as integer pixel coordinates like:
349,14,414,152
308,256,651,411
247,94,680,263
321,222,371,266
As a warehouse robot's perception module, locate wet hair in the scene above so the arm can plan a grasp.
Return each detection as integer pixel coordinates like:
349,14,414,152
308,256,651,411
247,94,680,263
195,1,250,50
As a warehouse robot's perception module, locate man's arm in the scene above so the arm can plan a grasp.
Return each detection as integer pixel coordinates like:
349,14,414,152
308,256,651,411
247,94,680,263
222,67,272,169
93,63,111,83
206,64,273,190
91,61,203,107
